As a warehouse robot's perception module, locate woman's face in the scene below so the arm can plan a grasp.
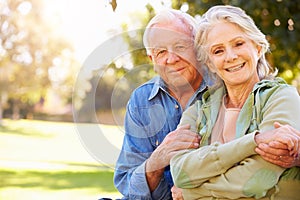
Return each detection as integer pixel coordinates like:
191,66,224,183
206,22,261,88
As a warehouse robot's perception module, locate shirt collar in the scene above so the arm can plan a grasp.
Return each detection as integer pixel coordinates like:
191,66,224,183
148,76,209,101
148,76,166,100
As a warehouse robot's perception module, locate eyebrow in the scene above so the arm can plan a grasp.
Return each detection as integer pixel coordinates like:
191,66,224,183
152,39,193,49
210,36,245,49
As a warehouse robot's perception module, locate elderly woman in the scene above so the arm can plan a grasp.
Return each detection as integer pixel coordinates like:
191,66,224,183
170,5,300,200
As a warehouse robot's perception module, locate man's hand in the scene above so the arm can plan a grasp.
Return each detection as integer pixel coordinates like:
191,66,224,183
255,122,300,168
145,124,200,191
147,124,201,171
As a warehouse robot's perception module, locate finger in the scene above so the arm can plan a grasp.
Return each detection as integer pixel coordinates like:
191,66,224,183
273,121,283,129
258,143,290,156
177,124,191,130
177,140,199,149
175,130,201,143
173,128,201,141
260,155,293,168
275,134,297,153
269,141,288,149
171,186,176,193
255,146,278,159
275,122,300,137
278,132,300,156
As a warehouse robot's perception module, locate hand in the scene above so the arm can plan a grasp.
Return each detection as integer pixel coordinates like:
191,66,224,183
256,141,300,168
255,122,300,168
171,186,184,200
145,124,200,191
147,124,201,171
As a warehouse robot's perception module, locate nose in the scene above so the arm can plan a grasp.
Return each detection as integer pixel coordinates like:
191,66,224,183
225,48,238,62
166,51,180,64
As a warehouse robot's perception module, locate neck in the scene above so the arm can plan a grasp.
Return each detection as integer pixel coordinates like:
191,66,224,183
170,88,194,110
225,80,258,109
169,82,201,110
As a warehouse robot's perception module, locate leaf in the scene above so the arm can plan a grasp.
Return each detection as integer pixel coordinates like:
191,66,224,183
110,0,117,12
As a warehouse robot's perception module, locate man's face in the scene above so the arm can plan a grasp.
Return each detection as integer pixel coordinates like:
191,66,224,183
147,22,202,91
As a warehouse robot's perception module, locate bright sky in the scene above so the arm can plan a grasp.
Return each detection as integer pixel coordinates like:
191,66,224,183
43,0,172,64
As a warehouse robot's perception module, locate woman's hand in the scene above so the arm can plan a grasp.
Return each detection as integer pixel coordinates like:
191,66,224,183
255,122,300,168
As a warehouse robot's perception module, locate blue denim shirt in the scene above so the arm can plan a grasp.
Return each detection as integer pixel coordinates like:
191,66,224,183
114,76,209,200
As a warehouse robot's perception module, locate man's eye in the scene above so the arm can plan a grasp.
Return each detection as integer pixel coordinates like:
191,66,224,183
157,49,166,56
175,45,186,51
153,48,166,57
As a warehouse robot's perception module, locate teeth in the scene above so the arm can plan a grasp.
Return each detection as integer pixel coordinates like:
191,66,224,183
227,64,243,72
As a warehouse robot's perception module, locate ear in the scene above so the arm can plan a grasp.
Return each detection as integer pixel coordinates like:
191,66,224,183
256,44,263,57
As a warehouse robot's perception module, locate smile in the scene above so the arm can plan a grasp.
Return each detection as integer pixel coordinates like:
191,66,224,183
226,63,245,72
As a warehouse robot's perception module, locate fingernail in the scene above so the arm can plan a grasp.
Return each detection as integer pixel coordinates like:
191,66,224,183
194,143,199,147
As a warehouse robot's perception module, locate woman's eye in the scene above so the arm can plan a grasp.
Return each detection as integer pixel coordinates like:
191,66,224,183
213,49,223,55
236,41,244,47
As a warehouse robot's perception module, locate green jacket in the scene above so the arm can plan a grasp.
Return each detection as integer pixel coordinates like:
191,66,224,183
170,78,300,200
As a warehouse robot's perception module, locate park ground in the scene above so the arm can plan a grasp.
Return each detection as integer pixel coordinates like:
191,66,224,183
0,119,123,200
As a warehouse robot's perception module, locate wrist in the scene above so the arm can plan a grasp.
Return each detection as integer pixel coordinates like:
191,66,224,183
145,158,164,192
254,131,262,145
146,155,165,174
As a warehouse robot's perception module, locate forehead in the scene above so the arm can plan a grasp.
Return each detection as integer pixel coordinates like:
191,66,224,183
207,22,245,46
148,23,193,47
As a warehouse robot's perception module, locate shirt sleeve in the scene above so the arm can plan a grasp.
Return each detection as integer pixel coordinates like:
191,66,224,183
171,85,300,199
113,101,171,199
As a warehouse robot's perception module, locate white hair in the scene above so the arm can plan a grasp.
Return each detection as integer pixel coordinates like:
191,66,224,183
195,5,277,80
143,9,197,55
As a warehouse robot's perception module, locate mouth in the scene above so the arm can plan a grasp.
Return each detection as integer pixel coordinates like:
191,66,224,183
170,67,185,73
226,63,245,72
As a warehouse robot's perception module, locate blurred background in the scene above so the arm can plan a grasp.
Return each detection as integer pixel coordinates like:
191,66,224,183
0,0,299,199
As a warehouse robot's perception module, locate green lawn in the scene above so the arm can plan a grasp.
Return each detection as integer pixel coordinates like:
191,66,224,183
0,119,123,200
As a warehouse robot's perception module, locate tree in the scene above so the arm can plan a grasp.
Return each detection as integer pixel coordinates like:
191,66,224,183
81,0,299,125
110,0,300,91
172,0,300,89
0,0,75,121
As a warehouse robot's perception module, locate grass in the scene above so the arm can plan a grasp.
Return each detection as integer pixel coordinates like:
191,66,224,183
0,169,115,191
0,119,123,200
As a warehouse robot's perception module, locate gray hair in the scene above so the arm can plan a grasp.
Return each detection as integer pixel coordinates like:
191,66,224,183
143,9,197,55
195,5,277,80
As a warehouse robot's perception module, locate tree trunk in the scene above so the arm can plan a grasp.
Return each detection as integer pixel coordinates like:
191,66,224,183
0,101,2,125
12,100,20,120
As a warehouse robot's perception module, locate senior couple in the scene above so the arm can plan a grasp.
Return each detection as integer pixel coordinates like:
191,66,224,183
113,5,300,200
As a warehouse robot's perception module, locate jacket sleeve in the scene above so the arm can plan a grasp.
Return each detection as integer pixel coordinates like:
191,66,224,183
171,132,284,199
258,85,300,131
171,85,300,199
113,101,171,200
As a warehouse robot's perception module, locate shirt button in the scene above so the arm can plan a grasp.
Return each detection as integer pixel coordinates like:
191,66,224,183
175,104,179,109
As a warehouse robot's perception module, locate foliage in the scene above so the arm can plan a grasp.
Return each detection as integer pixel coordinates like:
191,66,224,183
80,1,300,118
0,0,76,120
172,0,300,87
